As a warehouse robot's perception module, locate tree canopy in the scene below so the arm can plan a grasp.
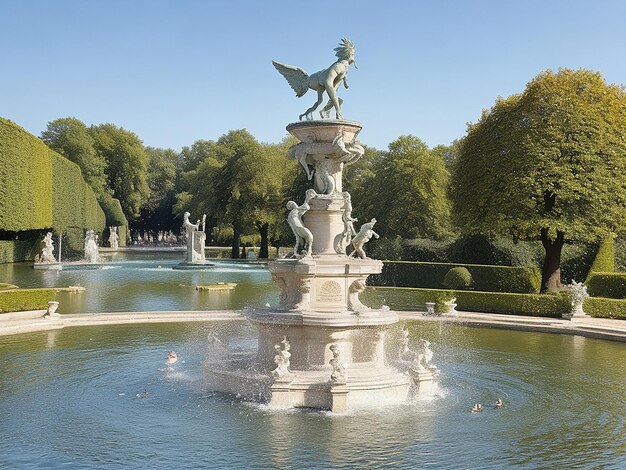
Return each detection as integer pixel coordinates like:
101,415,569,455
451,69,626,291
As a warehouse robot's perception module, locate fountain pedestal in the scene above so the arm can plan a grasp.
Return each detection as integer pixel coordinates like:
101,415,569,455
206,120,435,411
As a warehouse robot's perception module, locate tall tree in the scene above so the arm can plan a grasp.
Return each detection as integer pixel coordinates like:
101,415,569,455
451,69,626,291
362,135,452,239
89,123,149,220
41,117,109,197
135,147,179,234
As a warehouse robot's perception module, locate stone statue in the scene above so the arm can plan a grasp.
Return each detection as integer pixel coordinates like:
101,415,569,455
347,278,367,312
84,229,99,263
288,134,365,195
349,218,380,259
40,232,56,263
329,344,346,383
183,211,201,262
567,280,589,317
287,189,316,258
108,226,119,250
271,336,292,379
417,339,437,374
273,38,357,121
335,192,358,254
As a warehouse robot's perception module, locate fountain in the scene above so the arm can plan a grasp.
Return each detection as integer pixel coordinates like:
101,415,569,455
206,39,435,411
173,211,214,269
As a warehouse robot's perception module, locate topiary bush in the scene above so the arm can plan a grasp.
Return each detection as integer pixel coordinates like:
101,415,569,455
586,272,626,299
585,236,615,282
443,267,473,290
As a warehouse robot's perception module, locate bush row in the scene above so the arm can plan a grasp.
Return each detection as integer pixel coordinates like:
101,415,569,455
0,288,57,313
367,287,626,320
370,261,541,293
586,272,626,299
0,236,41,264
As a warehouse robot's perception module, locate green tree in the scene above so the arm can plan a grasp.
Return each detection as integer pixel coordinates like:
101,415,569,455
451,69,626,292
41,117,109,197
89,123,149,220
135,147,179,234
363,135,452,240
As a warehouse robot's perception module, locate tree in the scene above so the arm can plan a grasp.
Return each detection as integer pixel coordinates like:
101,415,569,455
135,147,179,234
361,135,452,240
89,123,149,220
41,117,109,197
451,69,626,291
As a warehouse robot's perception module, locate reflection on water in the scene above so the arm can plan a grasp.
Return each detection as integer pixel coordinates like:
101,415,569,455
0,251,278,313
0,322,624,469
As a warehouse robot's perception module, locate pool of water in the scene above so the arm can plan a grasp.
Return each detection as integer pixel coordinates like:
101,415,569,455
1,321,624,469
0,251,278,313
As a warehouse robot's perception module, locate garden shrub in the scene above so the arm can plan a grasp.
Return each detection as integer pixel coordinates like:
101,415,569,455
585,236,615,282
0,288,57,313
584,297,626,320
586,273,626,299
615,237,626,272
443,267,473,290
560,243,597,284
370,261,541,294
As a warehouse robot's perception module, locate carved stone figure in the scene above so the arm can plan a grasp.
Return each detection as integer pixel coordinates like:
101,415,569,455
287,189,316,258
288,134,365,195
567,280,589,317
347,278,367,312
273,38,357,121
417,339,437,374
329,344,346,383
349,218,380,259
271,336,292,379
183,211,202,262
84,229,99,263
108,226,119,250
40,232,56,263
293,278,312,311
335,192,358,254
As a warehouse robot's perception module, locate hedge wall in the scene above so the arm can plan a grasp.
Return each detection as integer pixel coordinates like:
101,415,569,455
586,272,626,299
585,236,615,282
99,194,128,247
370,261,541,294
0,117,107,260
0,288,57,313
367,286,626,320
0,118,52,231
0,236,40,264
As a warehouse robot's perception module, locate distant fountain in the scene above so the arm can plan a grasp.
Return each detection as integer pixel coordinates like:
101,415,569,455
84,229,100,263
174,212,213,269
108,226,119,250
40,232,56,263
206,39,436,411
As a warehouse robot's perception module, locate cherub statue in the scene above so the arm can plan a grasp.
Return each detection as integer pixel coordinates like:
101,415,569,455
273,38,357,121
40,232,56,263
287,189,317,258
329,344,346,383
271,336,292,379
349,218,380,259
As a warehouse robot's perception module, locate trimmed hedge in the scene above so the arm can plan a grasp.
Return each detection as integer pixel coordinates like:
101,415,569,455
0,288,57,313
1,117,107,260
586,272,626,299
370,261,541,294
585,236,615,282
99,195,128,247
584,297,626,320
443,266,473,290
0,118,53,231
366,286,626,320
0,236,40,264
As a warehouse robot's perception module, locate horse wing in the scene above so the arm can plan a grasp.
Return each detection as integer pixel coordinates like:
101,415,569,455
272,61,309,97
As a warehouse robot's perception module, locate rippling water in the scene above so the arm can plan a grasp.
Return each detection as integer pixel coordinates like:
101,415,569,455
0,252,277,313
1,322,624,469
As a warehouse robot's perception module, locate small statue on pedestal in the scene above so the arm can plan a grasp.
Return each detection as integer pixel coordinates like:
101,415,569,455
271,336,292,379
349,218,380,259
329,344,346,383
286,189,316,258
40,232,56,263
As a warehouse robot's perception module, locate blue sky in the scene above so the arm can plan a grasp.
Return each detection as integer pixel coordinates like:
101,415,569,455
1,0,625,151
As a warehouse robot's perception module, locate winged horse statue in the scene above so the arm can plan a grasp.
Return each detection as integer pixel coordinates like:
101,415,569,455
272,38,357,121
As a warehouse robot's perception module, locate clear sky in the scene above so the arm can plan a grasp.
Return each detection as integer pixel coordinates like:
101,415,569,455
1,0,625,151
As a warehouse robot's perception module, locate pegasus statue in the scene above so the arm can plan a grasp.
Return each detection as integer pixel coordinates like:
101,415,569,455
273,38,357,121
